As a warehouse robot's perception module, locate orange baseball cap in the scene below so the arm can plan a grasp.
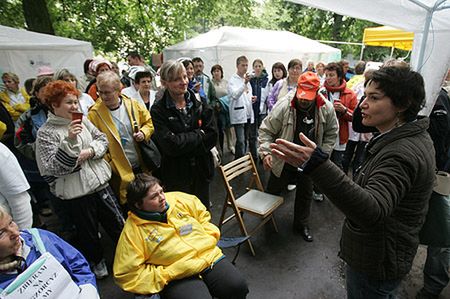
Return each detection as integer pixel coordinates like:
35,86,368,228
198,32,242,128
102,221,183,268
296,71,320,101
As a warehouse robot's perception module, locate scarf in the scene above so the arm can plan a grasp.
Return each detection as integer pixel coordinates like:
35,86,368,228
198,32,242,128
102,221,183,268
324,79,347,93
132,202,170,222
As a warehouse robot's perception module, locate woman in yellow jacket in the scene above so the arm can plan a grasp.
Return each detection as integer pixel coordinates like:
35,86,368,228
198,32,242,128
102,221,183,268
0,72,30,122
113,174,248,299
88,71,154,206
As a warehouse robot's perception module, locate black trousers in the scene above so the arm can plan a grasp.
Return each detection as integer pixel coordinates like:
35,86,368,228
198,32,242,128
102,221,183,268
160,258,248,299
63,186,124,264
165,175,210,209
266,166,313,228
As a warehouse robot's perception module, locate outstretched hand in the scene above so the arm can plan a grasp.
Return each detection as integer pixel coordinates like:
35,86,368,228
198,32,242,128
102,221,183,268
270,133,317,168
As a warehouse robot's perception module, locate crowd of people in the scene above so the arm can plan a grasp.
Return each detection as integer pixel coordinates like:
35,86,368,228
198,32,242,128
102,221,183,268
0,51,449,299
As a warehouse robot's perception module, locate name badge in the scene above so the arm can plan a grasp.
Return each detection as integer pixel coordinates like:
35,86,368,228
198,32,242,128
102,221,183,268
179,223,193,236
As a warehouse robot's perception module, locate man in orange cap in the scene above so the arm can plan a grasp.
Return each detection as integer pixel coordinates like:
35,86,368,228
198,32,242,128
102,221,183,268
258,71,338,241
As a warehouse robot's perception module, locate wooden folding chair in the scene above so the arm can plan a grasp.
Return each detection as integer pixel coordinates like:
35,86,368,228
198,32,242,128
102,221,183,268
218,153,284,256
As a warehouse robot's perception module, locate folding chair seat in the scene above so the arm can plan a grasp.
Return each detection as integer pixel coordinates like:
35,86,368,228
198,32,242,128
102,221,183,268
218,153,284,256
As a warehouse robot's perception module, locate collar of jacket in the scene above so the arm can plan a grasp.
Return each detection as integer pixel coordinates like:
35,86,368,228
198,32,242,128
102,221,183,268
163,88,199,110
47,112,71,125
366,117,429,155
324,79,347,93
131,202,170,222
91,95,132,142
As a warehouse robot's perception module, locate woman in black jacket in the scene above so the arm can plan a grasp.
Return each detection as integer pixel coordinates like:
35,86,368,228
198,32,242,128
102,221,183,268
270,66,435,299
150,60,217,208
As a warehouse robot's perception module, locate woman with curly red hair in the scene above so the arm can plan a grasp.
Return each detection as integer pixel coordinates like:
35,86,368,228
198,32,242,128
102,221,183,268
35,80,124,279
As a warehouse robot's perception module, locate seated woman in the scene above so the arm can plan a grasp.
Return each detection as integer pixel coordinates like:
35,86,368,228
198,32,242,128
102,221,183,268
113,174,249,299
0,205,98,297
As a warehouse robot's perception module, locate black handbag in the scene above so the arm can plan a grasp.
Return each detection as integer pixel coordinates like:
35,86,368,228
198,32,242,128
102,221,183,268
129,103,161,172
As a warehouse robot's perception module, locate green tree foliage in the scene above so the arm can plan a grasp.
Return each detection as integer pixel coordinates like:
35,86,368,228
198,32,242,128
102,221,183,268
0,0,408,62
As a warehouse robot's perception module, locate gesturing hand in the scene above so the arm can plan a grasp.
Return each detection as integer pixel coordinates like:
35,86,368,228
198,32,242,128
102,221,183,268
270,133,317,168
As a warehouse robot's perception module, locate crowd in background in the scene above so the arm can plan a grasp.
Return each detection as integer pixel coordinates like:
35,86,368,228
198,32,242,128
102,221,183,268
0,51,449,299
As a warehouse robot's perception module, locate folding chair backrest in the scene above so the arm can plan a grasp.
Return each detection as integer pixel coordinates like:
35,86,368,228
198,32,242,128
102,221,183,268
220,154,264,195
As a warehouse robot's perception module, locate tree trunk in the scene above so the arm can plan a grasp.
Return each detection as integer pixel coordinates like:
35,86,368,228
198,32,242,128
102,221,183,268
332,13,343,42
22,0,55,35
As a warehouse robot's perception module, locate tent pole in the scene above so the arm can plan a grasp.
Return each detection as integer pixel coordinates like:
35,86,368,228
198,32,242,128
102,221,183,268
414,0,446,72
359,45,365,60
390,46,394,58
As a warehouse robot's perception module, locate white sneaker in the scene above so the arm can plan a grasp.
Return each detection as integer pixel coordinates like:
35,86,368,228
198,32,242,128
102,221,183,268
229,147,235,155
92,259,109,279
287,184,296,191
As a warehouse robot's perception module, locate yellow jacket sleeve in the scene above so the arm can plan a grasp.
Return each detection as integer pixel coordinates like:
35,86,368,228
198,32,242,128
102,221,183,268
136,101,154,141
0,89,30,121
0,121,6,139
188,195,221,242
113,227,170,294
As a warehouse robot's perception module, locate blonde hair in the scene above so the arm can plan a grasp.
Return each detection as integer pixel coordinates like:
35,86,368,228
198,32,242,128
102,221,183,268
160,60,185,83
96,71,121,91
0,205,9,221
2,72,19,83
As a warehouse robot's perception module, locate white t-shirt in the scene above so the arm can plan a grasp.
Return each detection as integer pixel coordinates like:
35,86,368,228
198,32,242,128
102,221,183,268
109,103,139,168
330,91,346,151
7,90,26,106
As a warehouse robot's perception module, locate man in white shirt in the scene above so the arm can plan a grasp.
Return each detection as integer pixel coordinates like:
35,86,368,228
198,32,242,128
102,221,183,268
227,56,254,158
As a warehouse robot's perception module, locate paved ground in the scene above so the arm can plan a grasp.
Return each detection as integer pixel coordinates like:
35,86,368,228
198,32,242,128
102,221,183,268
45,152,449,299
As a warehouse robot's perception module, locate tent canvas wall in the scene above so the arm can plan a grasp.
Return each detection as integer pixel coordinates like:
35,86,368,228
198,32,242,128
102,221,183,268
163,26,341,80
289,0,450,116
0,25,93,84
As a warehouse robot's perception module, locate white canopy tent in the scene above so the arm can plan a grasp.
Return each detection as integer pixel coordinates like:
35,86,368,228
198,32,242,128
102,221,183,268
289,0,450,116
163,26,341,80
0,25,93,83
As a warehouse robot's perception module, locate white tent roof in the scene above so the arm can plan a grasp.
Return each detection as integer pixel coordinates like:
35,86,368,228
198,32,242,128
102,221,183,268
0,25,93,82
164,26,341,79
289,0,450,115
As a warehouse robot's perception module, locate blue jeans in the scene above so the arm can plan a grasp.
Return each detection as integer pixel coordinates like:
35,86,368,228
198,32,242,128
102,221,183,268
423,246,450,296
346,265,402,299
233,121,250,159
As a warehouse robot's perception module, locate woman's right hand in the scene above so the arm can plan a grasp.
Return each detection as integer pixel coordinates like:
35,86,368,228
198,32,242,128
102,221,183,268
263,154,272,170
68,120,83,140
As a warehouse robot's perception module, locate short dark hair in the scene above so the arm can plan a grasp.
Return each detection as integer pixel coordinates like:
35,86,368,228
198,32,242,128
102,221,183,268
135,71,152,84
236,56,248,66
83,59,93,74
325,62,344,81
127,51,142,60
211,64,223,78
192,57,203,64
181,59,193,69
367,66,425,122
24,78,36,95
354,61,366,75
287,59,302,70
270,62,287,85
31,76,53,96
127,173,162,209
